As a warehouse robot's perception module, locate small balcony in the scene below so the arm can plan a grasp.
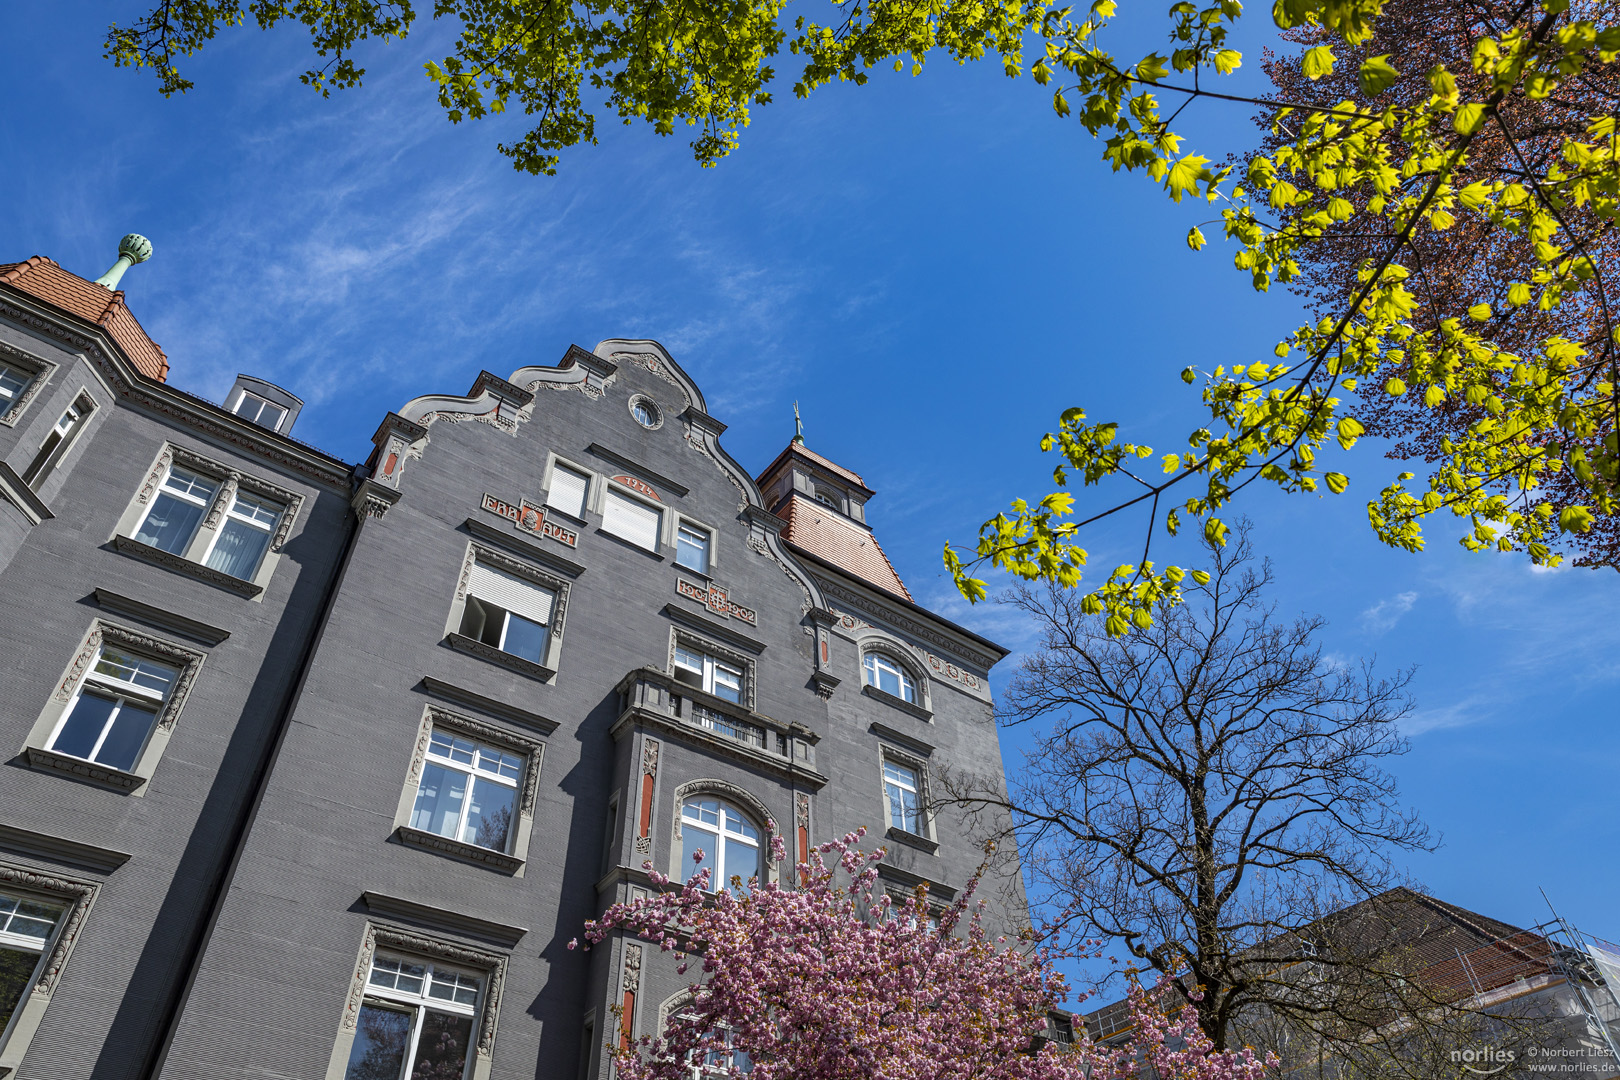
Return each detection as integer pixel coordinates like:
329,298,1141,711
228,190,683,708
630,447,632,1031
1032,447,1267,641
612,667,827,787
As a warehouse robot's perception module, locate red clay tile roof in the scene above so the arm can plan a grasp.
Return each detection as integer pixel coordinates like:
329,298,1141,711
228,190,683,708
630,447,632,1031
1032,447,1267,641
0,257,169,381
780,493,912,601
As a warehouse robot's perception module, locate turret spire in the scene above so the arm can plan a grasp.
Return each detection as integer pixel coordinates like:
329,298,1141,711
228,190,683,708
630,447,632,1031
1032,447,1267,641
93,233,153,291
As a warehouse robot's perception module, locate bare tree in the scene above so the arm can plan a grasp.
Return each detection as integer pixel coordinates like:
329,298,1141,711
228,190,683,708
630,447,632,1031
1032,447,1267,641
946,523,1439,1054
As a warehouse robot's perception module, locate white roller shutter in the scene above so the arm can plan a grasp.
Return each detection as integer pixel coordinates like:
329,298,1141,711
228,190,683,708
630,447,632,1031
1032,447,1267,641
546,465,589,518
467,561,555,625
603,490,661,551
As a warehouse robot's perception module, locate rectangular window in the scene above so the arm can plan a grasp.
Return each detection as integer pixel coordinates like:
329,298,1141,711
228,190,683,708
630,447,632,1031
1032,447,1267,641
675,523,711,574
410,729,523,853
47,647,176,773
602,489,660,551
135,466,218,555
883,761,923,835
343,954,481,1080
546,464,590,520
232,391,286,432
21,393,95,489
460,561,556,664
673,646,743,704
0,891,63,1041
203,490,282,580
0,365,30,415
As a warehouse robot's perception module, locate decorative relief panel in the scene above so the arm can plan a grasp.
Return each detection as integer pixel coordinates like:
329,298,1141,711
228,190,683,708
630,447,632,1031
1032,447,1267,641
674,578,757,626
54,621,205,731
481,491,579,548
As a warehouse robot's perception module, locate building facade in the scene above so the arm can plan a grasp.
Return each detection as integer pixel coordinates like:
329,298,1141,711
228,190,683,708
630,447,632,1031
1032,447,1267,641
0,248,1018,1080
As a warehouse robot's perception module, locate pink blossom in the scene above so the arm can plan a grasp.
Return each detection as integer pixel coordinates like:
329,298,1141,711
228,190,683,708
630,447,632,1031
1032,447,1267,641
582,829,1275,1080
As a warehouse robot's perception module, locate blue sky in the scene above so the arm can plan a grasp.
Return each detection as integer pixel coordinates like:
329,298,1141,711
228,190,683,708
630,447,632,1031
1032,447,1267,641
5,2,1616,949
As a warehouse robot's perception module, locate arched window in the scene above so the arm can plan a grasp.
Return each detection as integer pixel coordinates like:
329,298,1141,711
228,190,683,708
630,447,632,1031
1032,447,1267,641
680,797,760,894
813,488,839,510
658,993,754,1077
863,651,916,704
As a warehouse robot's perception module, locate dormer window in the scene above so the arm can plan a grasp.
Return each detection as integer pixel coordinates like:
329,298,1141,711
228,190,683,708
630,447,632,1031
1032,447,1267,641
225,376,303,435
813,488,839,510
232,391,287,432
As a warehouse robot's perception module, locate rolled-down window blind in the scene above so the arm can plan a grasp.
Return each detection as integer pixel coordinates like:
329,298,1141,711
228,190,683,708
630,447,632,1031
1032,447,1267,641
546,465,589,519
603,490,660,550
467,562,555,625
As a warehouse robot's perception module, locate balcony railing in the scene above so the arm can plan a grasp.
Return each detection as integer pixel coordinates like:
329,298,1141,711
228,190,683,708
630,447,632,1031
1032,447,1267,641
684,700,768,749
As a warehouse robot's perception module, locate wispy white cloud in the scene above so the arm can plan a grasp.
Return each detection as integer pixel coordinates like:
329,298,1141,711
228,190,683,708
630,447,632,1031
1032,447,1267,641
1402,695,1489,736
1361,590,1418,634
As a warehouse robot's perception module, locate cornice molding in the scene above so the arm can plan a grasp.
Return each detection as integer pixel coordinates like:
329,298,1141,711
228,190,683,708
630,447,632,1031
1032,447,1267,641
0,463,52,525
585,443,689,497
0,823,130,874
417,677,559,736
659,604,766,655
0,291,354,490
361,891,527,948
869,721,935,757
610,705,829,789
814,573,1004,672
90,588,230,646
462,517,586,578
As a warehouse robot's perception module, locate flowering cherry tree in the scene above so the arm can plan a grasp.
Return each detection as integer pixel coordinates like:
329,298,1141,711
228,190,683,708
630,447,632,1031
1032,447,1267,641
573,827,1277,1080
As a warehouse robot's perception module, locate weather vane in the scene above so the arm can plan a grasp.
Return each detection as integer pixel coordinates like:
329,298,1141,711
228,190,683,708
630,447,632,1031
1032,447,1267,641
793,401,804,444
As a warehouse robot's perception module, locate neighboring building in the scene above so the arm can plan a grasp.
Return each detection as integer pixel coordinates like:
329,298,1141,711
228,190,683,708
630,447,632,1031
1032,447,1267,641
0,242,1018,1080
1083,888,1620,1079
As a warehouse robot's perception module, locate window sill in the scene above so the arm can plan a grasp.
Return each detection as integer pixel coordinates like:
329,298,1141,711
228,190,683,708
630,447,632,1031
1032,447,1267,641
445,633,555,683
23,747,146,792
595,527,664,559
862,684,933,722
395,826,524,874
885,826,940,856
112,535,264,597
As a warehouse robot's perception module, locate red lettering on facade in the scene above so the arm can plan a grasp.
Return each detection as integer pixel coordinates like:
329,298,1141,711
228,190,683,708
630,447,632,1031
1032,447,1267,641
612,474,660,501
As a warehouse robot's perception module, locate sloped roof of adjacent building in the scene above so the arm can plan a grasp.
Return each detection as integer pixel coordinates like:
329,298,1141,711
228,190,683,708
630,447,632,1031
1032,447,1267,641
0,256,169,381
779,493,912,601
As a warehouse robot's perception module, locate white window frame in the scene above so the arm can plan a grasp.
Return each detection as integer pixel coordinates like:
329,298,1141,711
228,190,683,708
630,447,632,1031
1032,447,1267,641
447,547,569,678
44,647,176,773
0,890,65,1050
878,748,934,843
409,729,525,855
231,390,287,432
0,868,97,1077
346,952,482,1080
21,620,206,794
673,645,744,705
0,343,54,428
116,445,303,598
882,759,923,836
327,926,508,1080
199,487,283,581
392,705,544,874
674,519,714,575
678,796,762,894
543,457,593,521
863,650,916,704
21,391,96,490
134,465,218,556
0,364,32,417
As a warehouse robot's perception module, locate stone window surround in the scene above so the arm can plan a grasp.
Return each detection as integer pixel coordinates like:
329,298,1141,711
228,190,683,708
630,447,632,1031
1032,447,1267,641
854,634,933,719
18,619,207,795
540,452,595,525
666,628,756,714
670,512,720,577
391,705,547,877
668,778,780,888
111,443,304,601
876,744,940,856
597,477,665,554
0,861,99,1077
0,340,57,429
444,541,571,682
325,922,509,1080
